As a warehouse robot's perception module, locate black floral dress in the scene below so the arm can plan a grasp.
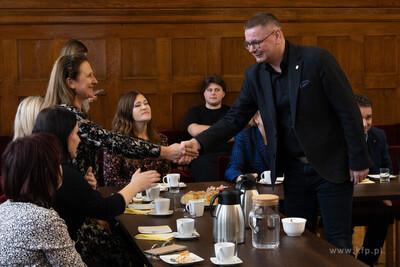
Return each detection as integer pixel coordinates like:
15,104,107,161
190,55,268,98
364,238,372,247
103,134,171,186
61,105,161,177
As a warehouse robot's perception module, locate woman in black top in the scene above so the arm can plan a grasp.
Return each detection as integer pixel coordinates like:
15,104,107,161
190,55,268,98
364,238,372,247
33,106,160,265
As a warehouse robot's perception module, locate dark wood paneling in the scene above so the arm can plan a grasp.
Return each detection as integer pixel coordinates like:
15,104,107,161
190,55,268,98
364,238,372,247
0,2,400,135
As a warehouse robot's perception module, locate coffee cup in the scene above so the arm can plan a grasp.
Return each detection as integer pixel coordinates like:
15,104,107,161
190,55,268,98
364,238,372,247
176,218,195,237
214,242,235,263
145,186,160,200
260,170,271,184
151,198,170,214
185,199,205,217
163,173,180,193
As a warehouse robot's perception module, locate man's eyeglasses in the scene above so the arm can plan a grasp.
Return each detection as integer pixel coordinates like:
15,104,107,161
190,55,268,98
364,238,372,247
243,30,277,50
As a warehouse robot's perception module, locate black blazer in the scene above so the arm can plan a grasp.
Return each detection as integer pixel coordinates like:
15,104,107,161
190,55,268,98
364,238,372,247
367,126,393,174
196,41,373,184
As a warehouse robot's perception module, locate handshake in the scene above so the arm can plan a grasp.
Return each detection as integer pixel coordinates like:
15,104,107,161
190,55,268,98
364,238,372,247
160,138,201,165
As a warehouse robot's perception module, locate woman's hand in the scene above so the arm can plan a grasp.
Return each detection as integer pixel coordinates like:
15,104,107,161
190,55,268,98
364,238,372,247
85,166,97,190
119,168,160,206
130,168,160,192
93,219,111,235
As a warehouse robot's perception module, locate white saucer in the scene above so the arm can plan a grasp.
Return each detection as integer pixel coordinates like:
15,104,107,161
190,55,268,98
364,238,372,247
259,180,282,185
141,197,153,202
148,210,173,216
173,231,200,240
161,182,187,188
210,256,243,265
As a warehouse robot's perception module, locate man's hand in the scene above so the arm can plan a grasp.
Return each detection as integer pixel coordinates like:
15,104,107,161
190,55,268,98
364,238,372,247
159,142,199,164
350,169,369,185
177,138,202,165
181,138,201,154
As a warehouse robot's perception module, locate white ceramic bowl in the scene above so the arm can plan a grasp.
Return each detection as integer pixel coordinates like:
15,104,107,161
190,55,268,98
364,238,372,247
281,217,307,236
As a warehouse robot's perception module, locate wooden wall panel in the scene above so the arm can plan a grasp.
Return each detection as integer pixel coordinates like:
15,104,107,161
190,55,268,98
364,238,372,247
0,2,400,135
221,37,254,77
121,39,156,79
17,39,54,81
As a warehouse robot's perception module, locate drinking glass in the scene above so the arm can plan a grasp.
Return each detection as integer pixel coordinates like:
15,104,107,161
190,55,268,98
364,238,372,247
380,168,390,183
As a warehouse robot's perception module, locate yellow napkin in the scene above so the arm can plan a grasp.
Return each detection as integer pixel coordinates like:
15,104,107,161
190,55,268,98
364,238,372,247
125,208,153,215
135,233,174,241
359,178,375,184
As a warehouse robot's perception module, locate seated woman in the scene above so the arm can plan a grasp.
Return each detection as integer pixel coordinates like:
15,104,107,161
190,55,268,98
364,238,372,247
225,111,270,183
43,54,196,178
104,90,171,186
13,96,44,140
0,133,85,266
33,106,160,265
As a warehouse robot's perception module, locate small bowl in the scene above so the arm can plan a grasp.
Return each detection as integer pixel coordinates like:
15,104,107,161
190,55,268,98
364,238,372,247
281,217,307,236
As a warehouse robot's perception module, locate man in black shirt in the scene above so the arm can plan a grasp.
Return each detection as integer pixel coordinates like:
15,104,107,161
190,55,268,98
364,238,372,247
185,74,233,182
182,12,373,251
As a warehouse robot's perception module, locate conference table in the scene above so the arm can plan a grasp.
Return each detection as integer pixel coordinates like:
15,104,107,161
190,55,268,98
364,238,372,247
99,177,400,266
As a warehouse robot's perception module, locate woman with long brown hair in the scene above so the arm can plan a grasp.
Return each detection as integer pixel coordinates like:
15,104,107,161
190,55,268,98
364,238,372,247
104,90,171,186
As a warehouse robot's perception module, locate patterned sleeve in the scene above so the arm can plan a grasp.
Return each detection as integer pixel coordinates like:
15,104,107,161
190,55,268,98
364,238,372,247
103,152,130,187
63,105,161,159
224,130,247,182
42,211,86,266
158,134,171,177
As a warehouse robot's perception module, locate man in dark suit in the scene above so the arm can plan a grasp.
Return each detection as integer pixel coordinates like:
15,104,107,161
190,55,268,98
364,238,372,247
182,12,373,250
353,94,393,266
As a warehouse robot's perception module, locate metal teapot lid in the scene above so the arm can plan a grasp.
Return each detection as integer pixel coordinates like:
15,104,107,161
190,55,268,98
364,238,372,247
252,194,279,206
215,188,242,205
236,173,257,190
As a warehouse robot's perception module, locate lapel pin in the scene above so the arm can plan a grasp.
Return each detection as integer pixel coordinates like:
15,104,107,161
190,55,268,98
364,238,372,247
295,65,299,69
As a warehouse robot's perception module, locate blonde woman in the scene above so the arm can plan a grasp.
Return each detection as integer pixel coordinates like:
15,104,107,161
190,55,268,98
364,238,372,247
60,39,88,57
43,54,197,177
13,96,44,140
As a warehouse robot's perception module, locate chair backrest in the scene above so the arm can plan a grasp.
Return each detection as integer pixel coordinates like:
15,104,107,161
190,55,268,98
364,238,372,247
217,155,230,181
388,146,400,175
157,129,192,145
0,136,12,175
0,175,6,203
372,124,398,146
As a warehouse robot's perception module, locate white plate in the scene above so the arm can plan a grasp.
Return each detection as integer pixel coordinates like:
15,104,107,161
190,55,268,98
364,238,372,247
161,182,187,188
259,180,282,185
368,174,396,179
148,210,173,216
210,256,243,265
160,252,204,265
157,184,168,191
173,231,200,240
138,225,172,234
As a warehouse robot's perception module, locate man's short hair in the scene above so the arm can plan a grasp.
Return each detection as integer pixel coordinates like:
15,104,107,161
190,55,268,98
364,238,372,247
202,74,226,92
354,94,372,108
244,12,281,30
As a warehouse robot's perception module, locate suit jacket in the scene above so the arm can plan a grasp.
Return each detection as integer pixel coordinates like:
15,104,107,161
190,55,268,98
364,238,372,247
367,126,393,174
196,41,373,184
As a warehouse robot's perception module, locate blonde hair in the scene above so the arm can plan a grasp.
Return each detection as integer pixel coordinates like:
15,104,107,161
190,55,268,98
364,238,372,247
43,54,88,112
59,39,88,57
13,96,44,140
